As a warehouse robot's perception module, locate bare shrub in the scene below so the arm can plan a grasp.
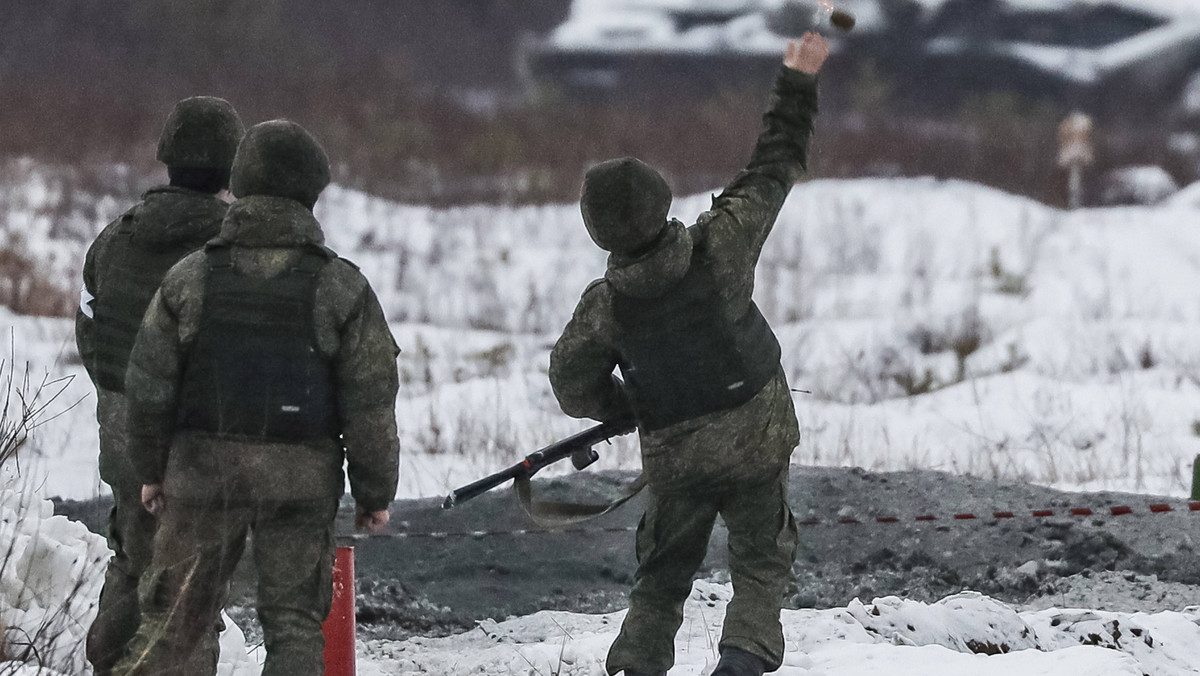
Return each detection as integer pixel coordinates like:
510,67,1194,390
950,307,986,380
892,367,937,397
0,356,77,470
1138,341,1156,370
989,247,1029,297
0,356,90,672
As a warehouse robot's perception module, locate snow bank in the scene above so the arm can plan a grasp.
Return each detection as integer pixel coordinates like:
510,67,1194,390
0,469,107,674
0,467,263,675
359,579,1200,675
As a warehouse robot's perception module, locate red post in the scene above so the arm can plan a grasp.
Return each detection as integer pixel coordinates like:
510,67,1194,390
323,545,357,675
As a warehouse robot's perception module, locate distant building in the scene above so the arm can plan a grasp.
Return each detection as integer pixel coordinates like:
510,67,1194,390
526,0,1200,126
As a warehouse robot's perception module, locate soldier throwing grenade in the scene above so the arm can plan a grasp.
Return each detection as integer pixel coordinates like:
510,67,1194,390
549,33,829,676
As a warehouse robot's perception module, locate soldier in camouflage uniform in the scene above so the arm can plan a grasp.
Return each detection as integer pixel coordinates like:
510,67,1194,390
113,120,400,676
549,34,829,676
77,96,244,676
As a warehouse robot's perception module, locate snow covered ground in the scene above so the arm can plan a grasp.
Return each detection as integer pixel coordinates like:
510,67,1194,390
360,579,1200,675
5,162,1200,672
5,163,1200,501
0,468,263,675
7,474,1200,675
9,472,1200,675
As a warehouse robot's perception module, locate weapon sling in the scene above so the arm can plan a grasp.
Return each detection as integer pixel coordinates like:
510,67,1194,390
512,471,647,527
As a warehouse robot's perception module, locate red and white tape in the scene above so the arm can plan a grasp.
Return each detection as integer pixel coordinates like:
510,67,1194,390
799,501,1200,527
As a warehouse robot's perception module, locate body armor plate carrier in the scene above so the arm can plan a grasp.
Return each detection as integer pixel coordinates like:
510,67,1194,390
611,261,781,431
177,242,338,440
92,210,215,392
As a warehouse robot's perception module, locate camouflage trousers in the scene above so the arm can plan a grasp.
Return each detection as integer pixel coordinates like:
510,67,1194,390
606,469,799,675
87,391,221,675
114,496,338,676
87,479,157,675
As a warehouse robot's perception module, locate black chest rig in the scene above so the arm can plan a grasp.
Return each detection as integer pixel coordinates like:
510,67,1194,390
92,210,216,392
177,242,338,440
610,260,781,431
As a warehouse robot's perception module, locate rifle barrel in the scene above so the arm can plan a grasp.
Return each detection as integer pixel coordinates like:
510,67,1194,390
441,417,636,509
442,465,522,509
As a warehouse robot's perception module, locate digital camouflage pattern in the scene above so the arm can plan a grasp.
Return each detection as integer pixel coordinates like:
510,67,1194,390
549,66,818,674
581,157,673,255
155,96,244,170
612,470,797,674
77,186,229,480
121,497,339,676
126,194,400,509
77,186,229,675
115,192,400,675
230,119,331,206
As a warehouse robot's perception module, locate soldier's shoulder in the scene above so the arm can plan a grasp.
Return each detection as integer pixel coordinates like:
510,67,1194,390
323,249,366,281
574,277,617,323
149,248,209,311
578,277,612,306
161,248,209,286
318,249,374,302
95,203,140,241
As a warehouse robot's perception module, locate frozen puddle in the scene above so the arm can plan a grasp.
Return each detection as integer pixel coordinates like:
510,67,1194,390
358,580,1200,676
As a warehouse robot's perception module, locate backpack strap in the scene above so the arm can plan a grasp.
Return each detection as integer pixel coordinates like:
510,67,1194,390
115,208,137,237
204,239,233,270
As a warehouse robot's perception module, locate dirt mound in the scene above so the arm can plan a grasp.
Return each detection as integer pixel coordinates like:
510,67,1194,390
54,466,1200,642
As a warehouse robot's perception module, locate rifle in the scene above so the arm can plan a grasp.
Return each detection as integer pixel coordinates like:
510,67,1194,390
442,417,637,510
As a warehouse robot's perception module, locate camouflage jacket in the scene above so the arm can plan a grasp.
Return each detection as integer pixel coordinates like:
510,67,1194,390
549,67,817,490
76,186,228,391
125,195,401,510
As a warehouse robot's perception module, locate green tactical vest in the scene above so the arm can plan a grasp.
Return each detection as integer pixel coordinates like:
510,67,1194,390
177,242,339,440
92,207,221,392
610,258,781,431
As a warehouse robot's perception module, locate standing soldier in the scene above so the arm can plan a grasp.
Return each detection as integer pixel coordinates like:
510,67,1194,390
77,96,244,676
549,33,829,676
114,120,400,675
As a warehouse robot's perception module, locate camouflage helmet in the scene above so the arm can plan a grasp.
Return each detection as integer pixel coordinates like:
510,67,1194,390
230,120,331,206
580,157,672,255
156,96,244,170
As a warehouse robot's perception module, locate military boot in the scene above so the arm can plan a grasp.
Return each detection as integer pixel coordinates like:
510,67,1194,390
711,646,767,676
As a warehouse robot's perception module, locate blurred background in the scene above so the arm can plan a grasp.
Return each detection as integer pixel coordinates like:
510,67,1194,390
5,0,1200,208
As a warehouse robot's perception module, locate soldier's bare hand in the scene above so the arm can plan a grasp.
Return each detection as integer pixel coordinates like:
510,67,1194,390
784,32,830,75
141,483,165,515
355,505,390,532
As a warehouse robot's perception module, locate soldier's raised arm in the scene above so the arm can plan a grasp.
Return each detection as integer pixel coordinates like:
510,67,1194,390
697,32,828,279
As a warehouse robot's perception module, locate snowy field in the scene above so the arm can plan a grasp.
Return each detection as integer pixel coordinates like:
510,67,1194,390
5,161,1200,501
5,160,1200,672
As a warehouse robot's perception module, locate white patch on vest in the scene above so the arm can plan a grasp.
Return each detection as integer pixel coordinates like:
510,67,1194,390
79,286,95,318
280,405,301,413
726,380,745,390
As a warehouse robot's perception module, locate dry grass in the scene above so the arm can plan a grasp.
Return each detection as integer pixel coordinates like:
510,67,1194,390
0,351,85,671
0,244,74,318
0,353,76,470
